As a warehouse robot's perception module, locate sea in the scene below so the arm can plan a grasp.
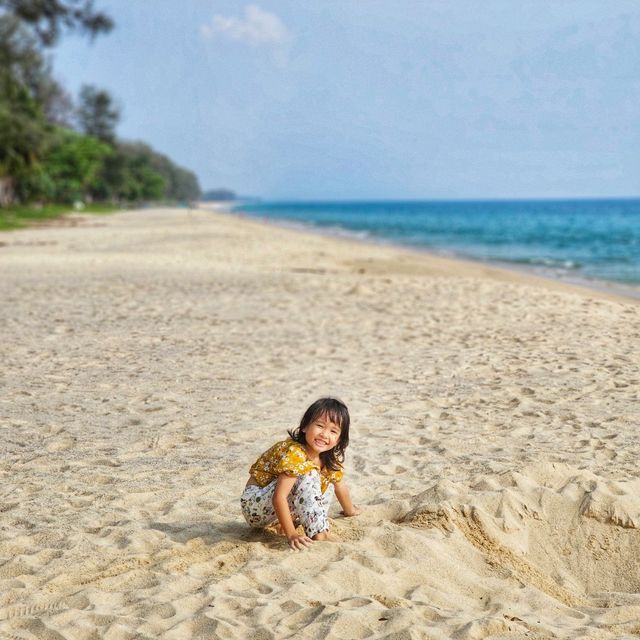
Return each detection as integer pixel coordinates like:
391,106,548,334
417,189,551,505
231,199,640,293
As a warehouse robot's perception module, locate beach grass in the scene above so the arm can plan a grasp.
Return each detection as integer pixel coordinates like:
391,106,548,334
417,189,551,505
0,202,122,231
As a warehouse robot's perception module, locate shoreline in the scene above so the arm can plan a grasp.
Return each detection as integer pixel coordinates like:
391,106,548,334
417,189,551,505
201,201,640,304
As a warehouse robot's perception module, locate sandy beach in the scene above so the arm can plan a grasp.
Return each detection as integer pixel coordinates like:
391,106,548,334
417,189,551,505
2,206,640,639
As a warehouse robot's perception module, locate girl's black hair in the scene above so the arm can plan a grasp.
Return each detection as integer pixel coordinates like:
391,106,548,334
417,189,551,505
288,397,350,471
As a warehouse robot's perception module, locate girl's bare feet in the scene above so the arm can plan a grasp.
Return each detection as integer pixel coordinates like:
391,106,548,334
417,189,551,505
312,531,339,542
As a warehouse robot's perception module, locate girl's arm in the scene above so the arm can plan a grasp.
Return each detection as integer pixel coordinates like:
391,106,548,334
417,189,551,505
334,480,361,516
273,474,313,551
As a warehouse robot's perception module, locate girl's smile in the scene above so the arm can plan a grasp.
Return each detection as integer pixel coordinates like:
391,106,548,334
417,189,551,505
303,415,341,459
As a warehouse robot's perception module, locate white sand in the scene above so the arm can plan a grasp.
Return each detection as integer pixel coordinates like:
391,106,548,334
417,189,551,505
1,207,639,639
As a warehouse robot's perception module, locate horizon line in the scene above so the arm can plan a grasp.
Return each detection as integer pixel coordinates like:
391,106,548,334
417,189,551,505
225,195,640,204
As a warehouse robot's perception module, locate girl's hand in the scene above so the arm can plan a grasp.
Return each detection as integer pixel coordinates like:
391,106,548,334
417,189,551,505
288,533,313,551
341,505,361,517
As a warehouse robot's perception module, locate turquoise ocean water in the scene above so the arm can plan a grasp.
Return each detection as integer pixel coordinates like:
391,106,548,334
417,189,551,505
234,199,640,287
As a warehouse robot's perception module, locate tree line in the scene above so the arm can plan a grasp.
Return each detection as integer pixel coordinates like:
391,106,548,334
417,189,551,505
0,0,201,208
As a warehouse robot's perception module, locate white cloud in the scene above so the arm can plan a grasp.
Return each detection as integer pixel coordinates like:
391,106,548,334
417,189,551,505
201,4,289,48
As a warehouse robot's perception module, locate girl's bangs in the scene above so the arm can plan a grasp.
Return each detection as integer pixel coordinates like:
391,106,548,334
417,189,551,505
314,406,346,430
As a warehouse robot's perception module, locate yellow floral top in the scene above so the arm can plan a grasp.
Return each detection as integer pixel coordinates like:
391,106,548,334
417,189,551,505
250,438,344,494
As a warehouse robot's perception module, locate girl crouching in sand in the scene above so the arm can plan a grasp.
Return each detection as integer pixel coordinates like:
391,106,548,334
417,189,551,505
241,397,360,551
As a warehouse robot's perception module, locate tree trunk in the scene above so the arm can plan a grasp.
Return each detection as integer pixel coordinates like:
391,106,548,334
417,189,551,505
0,176,15,207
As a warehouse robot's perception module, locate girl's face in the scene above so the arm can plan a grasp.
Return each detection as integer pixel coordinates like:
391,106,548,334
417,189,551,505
302,413,341,458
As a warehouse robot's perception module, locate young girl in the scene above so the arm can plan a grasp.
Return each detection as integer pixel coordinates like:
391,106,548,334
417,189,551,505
241,397,360,551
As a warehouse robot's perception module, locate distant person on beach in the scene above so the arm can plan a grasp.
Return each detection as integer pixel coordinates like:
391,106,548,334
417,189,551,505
241,397,360,551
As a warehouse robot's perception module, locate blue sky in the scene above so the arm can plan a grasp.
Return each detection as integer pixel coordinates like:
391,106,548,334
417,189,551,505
53,1,640,199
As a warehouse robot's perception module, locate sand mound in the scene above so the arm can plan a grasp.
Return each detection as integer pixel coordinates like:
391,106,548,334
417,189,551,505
403,464,640,601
